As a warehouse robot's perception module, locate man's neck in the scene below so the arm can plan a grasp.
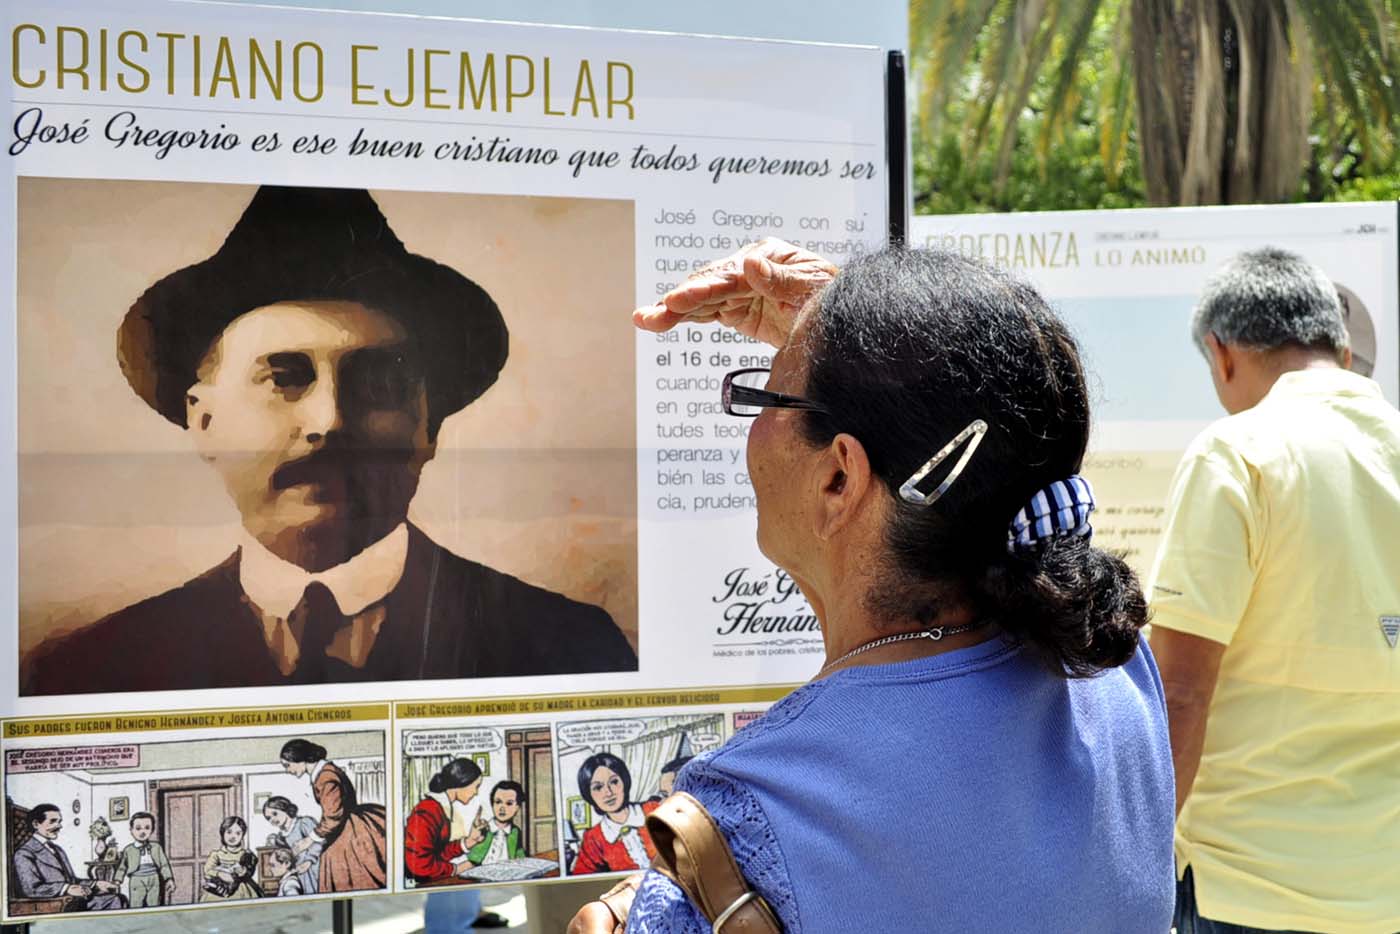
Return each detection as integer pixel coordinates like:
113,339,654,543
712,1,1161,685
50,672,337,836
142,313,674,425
239,524,409,619
1263,348,1343,380
251,519,406,573
1238,349,1345,412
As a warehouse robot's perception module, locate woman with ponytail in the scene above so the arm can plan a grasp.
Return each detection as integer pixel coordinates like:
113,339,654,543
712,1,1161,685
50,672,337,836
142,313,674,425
404,757,489,884
279,738,387,892
572,242,1175,933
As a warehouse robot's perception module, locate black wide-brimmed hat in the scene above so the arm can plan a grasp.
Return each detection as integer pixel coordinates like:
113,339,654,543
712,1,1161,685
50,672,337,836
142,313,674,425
118,185,508,432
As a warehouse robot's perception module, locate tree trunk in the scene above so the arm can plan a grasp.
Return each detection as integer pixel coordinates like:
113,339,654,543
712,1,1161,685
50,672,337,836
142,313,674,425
1131,0,1191,204
1131,0,1312,205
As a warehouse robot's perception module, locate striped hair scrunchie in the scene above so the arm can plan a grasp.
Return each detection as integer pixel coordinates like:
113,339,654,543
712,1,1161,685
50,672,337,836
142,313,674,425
1007,475,1095,554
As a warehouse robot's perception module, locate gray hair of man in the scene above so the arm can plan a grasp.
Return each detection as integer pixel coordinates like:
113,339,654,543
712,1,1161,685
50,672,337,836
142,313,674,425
1190,247,1348,358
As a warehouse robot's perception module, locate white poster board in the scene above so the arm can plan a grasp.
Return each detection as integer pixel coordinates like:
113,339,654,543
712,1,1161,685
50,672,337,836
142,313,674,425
913,203,1400,573
0,0,889,916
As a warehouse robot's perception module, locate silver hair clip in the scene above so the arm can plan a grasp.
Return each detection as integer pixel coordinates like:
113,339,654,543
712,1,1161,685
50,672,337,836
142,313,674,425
898,419,988,507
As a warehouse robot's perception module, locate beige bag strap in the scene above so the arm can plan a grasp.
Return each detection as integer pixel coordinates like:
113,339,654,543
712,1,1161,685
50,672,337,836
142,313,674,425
596,875,641,934
646,792,783,934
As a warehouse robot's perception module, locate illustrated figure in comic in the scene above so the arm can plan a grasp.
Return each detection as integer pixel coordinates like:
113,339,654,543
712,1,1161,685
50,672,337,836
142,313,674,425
404,757,489,884
112,812,175,908
279,739,387,892
21,185,636,696
268,847,302,897
571,753,658,875
262,795,323,895
647,755,694,804
199,816,262,902
465,780,528,865
13,804,125,911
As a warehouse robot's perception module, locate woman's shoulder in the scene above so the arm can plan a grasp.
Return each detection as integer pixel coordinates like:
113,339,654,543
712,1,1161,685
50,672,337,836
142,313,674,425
710,640,1029,768
670,765,801,931
704,680,828,761
315,761,346,780
408,797,442,818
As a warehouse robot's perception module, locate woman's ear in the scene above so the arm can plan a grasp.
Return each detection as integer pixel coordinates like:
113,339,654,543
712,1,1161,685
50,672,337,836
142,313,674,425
812,432,874,540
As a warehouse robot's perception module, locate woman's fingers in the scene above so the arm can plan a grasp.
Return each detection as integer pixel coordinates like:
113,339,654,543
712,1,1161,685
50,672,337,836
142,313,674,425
633,300,729,332
662,265,751,316
633,302,680,332
745,249,837,306
633,238,833,347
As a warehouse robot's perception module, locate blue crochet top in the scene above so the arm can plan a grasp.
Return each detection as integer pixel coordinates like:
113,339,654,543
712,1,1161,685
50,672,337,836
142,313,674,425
626,635,1175,933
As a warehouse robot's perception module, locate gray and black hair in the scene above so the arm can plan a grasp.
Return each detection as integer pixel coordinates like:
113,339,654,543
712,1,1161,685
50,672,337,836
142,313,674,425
798,248,1147,678
1190,247,1347,356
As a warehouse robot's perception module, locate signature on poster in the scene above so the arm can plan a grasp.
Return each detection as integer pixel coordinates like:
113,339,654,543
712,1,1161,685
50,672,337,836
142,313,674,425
711,567,822,640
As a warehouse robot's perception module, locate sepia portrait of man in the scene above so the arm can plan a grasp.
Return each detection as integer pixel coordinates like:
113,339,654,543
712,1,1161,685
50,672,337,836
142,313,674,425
19,183,637,694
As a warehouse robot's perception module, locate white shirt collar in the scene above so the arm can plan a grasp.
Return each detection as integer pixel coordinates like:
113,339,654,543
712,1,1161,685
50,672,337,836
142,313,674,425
597,804,646,844
239,524,409,619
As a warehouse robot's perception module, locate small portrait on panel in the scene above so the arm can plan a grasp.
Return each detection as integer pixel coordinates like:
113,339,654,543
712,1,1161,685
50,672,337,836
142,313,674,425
18,181,638,695
1334,282,1377,377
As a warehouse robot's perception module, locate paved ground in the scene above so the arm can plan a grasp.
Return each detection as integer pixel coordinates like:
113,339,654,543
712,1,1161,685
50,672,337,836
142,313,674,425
17,888,529,933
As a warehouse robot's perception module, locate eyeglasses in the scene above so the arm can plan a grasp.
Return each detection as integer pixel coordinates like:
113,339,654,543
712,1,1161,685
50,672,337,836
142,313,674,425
721,368,829,417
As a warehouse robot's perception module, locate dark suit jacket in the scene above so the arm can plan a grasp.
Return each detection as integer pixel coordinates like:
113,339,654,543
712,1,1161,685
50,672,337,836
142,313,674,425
23,525,636,695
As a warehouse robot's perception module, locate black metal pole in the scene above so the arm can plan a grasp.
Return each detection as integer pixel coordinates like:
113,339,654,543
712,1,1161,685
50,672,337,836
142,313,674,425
885,49,910,247
1,924,31,934
332,898,353,934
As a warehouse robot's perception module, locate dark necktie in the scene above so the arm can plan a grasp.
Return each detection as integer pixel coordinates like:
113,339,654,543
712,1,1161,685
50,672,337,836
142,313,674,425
48,842,74,882
291,582,346,681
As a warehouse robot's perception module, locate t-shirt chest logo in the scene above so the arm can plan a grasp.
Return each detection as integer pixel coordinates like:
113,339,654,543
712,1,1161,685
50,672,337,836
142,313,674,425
1381,616,1400,649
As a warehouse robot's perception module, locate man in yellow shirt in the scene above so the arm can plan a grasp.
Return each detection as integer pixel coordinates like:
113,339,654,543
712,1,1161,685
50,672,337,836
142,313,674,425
1149,247,1400,934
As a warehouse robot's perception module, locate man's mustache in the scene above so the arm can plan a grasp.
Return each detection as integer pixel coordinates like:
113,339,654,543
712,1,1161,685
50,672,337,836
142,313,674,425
270,446,415,491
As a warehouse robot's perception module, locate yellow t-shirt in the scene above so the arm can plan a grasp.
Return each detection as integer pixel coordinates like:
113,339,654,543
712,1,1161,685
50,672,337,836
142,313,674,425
1148,367,1400,934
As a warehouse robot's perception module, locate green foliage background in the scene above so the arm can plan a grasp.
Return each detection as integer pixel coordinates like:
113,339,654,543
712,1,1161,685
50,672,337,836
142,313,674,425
912,0,1400,214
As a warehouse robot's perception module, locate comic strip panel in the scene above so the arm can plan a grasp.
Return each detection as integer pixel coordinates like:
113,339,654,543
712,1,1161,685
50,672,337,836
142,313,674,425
3,718,389,920
401,724,560,888
558,713,730,877
732,710,767,734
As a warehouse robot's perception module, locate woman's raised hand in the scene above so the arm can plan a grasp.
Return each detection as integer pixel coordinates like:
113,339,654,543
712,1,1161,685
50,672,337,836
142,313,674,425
634,238,836,348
